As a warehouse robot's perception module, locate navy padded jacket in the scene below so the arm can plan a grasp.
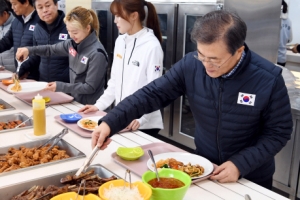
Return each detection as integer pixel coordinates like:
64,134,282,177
0,11,40,80
100,45,293,184
33,10,69,82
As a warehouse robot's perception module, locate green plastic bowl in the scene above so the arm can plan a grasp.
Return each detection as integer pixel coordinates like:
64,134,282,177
116,146,144,161
142,168,191,200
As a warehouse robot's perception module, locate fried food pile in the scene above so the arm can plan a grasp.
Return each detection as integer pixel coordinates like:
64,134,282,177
0,144,70,173
155,158,205,177
0,104,5,110
11,169,118,200
0,120,25,130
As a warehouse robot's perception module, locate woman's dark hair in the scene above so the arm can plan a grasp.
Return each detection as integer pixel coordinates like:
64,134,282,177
191,10,247,55
110,0,162,43
18,0,34,6
282,0,288,14
0,0,11,16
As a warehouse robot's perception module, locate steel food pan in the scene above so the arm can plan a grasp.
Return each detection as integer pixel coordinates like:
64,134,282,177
0,112,33,133
0,164,119,199
0,99,15,112
0,138,85,177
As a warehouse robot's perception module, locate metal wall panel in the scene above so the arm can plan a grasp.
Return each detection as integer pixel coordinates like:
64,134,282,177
224,0,281,63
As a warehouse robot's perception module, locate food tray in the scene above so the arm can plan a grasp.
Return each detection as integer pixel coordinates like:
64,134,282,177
0,112,33,134
0,138,86,177
0,98,15,112
15,90,74,106
55,111,131,138
0,164,120,199
0,79,36,93
54,111,107,138
111,142,215,184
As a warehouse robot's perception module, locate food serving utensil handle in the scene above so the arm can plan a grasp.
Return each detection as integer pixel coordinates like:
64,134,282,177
147,149,160,182
15,57,29,80
245,194,252,200
37,127,67,149
75,137,109,177
46,128,69,152
75,146,100,177
14,116,32,129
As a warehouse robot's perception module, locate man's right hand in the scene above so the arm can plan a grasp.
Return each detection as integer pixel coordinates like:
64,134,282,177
16,48,29,62
91,122,112,149
78,105,99,114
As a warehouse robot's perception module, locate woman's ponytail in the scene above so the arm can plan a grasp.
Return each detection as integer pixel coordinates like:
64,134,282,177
145,2,162,44
89,9,100,37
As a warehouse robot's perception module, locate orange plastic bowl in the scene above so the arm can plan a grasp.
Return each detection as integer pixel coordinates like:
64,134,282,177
2,79,14,86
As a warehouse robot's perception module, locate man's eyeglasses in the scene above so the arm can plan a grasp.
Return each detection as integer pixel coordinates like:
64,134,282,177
194,53,233,68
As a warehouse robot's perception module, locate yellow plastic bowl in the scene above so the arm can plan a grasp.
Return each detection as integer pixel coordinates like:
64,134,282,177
98,179,152,200
116,146,144,161
50,192,100,200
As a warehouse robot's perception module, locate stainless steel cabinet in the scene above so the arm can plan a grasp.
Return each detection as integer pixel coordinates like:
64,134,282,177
273,108,300,200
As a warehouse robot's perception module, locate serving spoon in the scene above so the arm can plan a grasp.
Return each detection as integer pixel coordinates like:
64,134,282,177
147,149,160,182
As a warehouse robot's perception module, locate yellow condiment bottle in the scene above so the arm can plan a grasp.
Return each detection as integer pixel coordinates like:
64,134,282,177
33,93,46,136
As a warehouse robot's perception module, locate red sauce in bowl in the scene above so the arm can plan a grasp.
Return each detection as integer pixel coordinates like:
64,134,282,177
148,177,185,189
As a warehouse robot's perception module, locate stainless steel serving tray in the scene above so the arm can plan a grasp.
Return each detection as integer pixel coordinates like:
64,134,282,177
0,164,119,199
0,98,15,112
0,138,85,177
0,112,33,133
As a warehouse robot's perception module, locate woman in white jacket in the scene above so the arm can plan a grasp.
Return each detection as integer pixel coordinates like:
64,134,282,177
79,0,164,136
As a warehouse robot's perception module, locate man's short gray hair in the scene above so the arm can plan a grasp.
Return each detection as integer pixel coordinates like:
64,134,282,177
191,10,247,55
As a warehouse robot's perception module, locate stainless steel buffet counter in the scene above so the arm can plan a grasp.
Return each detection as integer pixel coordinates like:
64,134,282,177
273,67,300,199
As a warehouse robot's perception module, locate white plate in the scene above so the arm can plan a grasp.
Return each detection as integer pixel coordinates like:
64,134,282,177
7,82,47,93
77,116,103,131
147,152,214,179
0,73,12,80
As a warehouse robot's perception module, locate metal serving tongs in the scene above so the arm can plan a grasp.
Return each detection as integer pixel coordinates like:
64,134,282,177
124,169,132,190
75,137,108,177
15,57,29,81
75,179,86,200
37,128,68,153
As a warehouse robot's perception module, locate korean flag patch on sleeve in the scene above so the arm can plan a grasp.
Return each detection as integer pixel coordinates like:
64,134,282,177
29,25,35,31
154,65,161,72
59,33,68,40
81,56,88,64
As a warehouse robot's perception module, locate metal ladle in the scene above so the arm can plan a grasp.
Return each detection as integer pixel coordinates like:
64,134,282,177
147,150,160,182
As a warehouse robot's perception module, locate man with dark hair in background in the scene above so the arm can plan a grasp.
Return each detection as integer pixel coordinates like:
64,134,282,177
0,0,15,72
33,0,69,82
91,10,293,190
0,0,40,80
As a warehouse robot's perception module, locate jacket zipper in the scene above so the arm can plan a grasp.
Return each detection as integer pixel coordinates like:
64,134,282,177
47,33,51,81
127,38,137,65
120,43,126,102
217,79,223,163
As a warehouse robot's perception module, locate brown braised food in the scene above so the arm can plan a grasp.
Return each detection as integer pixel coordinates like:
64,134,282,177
10,169,118,200
0,144,70,173
0,120,25,130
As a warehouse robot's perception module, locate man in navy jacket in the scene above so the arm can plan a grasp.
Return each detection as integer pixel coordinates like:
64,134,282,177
91,10,293,189
0,0,40,80
33,0,69,82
